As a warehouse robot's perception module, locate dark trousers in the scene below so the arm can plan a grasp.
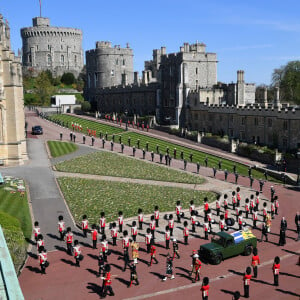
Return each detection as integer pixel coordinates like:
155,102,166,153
123,259,130,271
147,244,151,253
246,211,249,219
138,222,143,230
202,296,208,300
151,229,155,239
112,237,116,246
166,239,170,249
101,227,105,235
93,239,97,249
184,236,188,245
170,228,173,236
155,219,159,227
119,224,123,233
67,243,72,255
274,274,279,286
192,224,196,232
149,256,158,266
83,229,87,238
102,285,114,297
244,284,249,298
132,235,136,242
75,256,80,267
260,232,268,242
98,265,105,277
237,200,240,207
129,277,139,287
216,208,220,216
59,231,65,241
253,266,258,278
253,220,257,228
239,224,242,230
177,214,181,223
40,263,46,274
233,203,236,210
205,231,208,240
173,250,180,259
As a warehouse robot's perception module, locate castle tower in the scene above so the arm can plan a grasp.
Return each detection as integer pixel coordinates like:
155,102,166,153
21,17,83,77
0,14,28,166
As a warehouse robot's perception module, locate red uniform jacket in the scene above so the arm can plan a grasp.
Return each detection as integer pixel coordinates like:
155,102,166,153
111,228,118,238
169,219,174,229
66,232,73,243
273,263,280,275
150,220,156,230
204,203,209,211
131,226,137,236
100,217,106,228
118,216,123,225
82,220,88,230
145,233,152,245
165,231,170,241
123,236,130,248
33,226,41,237
58,221,65,233
91,229,98,241
104,272,112,286
39,252,47,264
176,205,182,215
252,255,260,266
243,274,252,285
183,227,189,237
201,284,209,297
191,215,196,224
74,245,81,257
138,214,143,222
154,211,159,220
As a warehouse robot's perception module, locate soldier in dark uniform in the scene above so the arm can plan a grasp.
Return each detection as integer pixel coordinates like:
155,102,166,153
260,222,268,242
128,263,139,287
243,266,252,298
173,148,177,159
168,156,172,166
189,153,193,162
83,135,86,144
128,137,131,147
233,164,237,173
102,138,105,148
248,167,252,177
132,146,136,157
142,149,146,159
224,169,228,181
123,247,130,272
235,172,239,184
146,142,149,152
180,151,184,160
156,144,159,154
60,132,63,141
105,132,108,140
73,133,76,143
118,135,122,144
270,186,275,201
259,179,264,192
137,139,140,149
166,147,169,154
184,159,187,170
159,153,163,163
204,157,208,167
218,160,222,170
92,136,95,146
111,141,114,151
70,132,73,141
197,162,200,174
264,170,268,180
112,134,115,142
165,153,168,165
249,175,254,189
151,151,154,162
100,132,103,139
295,212,300,241
213,167,217,178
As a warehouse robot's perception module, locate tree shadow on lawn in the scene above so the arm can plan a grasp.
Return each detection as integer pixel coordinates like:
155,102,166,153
115,277,130,286
150,271,164,280
61,258,76,266
25,265,41,274
276,288,300,297
46,233,61,241
86,268,99,276
86,282,102,296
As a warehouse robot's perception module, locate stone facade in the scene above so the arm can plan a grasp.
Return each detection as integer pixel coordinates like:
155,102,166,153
0,15,28,166
21,17,83,77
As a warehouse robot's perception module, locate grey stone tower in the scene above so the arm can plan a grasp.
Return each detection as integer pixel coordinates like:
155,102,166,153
21,17,83,77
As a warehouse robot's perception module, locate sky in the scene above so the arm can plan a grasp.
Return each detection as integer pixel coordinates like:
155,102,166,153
1,0,300,85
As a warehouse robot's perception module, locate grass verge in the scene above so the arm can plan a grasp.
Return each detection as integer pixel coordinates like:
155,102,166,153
58,177,216,224
48,140,78,158
56,151,205,184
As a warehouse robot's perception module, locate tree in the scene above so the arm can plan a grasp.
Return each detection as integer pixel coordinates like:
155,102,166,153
35,71,56,105
81,101,91,112
271,61,300,104
61,72,76,85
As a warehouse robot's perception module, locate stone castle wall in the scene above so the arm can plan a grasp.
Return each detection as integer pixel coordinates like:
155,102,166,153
21,17,83,77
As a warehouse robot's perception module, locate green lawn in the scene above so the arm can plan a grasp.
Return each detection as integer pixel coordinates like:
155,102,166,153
55,151,205,184
0,184,32,271
49,114,279,182
48,140,78,158
58,177,216,224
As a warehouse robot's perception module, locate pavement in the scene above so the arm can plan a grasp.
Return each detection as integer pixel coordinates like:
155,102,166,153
2,110,299,300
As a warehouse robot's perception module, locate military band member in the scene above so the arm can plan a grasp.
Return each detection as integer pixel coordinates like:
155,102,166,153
272,256,280,286
154,206,160,227
224,194,228,210
193,254,201,283
98,249,105,277
131,221,138,242
73,240,82,267
219,215,225,232
146,142,149,152
251,248,260,278
128,264,139,287
81,215,88,238
58,216,65,241
238,211,243,230
38,246,48,274
165,226,171,249
101,264,115,298
122,230,130,251
111,222,118,246
91,224,98,249
65,227,74,255
243,267,252,298
102,138,105,148
232,191,237,211
236,187,241,207
168,214,174,236
123,247,130,272
145,228,152,253
118,211,124,233
131,240,139,264
163,254,175,281
183,221,189,245
33,221,41,243
176,201,182,223
138,208,143,230
172,238,180,259
149,245,159,266
37,234,45,253
201,277,210,300
150,215,156,240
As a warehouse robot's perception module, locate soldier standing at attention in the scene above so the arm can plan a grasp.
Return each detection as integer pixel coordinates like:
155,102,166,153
154,206,160,227
213,167,217,178
189,152,193,162
91,224,98,249
131,221,138,242
111,141,114,151
57,216,65,241
176,201,182,223
251,248,260,278
272,256,280,286
168,214,175,236
235,172,239,184
60,132,63,141
184,159,187,170
145,228,152,253
245,198,250,219
156,144,159,154
216,195,221,217
224,169,228,181
232,191,237,211
111,222,118,246
73,240,82,267
181,151,184,160
236,187,241,207
218,160,222,170
203,217,209,240
201,277,210,300
146,142,149,152
204,157,208,167
183,221,189,245
38,246,48,274
250,195,255,214
138,208,143,230
173,148,177,159
191,211,197,233
118,211,124,233
163,254,175,281
243,267,252,298
81,215,88,238
102,138,105,148
133,146,136,157
82,135,86,144
101,264,115,298
33,221,41,243
197,162,200,174
128,264,139,287
151,151,154,162
65,227,74,255
150,215,156,240
100,212,106,235
142,148,146,159
249,175,254,189
91,136,95,146
165,226,171,249
121,143,124,153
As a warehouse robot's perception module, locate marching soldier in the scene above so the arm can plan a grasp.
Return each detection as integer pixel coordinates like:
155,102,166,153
197,162,200,174
165,226,171,249
91,136,95,146
235,172,239,184
33,221,41,243
100,212,106,235
36,234,45,253
224,194,228,210
123,247,130,272
236,187,241,207
172,238,180,259
133,146,136,157
204,197,209,218
98,249,106,278
154,206,160,227
128,264,139,287
181,151,184,160
183,221,189,245
250,195,255,214
81,215,88,238
163,253,175,281
184,159,187,170
245,199,250,219
159,152,163,163
203,217,209,240
173,148,177,159
212,167,217,178
151,151,154,162
138,208,143,230
101,264,115,298
224,169,228,181
272,256,280,286
193,254,201,283
146,142,149,152
58,216,65,241
251,248,260,278
191,211,197,233
156,144,159,154
91,224,98,249
249,175,254,189
238,211,243,231
118,211,124,233
150,215,156,240
260,222,268,242
243,267,252,298
201,277,210,300
131,221,138,242
149,245,159,266
189,152,193,162
111,141,114,151
255,191,260,210
122,230,130,251
111,222,118,246
142,148,146,159
118,135,122,144
121,143,124,153
168,214,175,236
176,201,182,223
219,215,225,232
131,240,139,264
207,209,213,232
232,191,237,211
252,208,258,229
274,196,279,215
263,202,268,222
145,228,152,253
65,227,74,255
204,156,208,167
38,246,49,274
102,138,105,148
73,240,83,267
218,160,222,170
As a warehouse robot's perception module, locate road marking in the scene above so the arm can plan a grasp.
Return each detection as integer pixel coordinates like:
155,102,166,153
124,253,293,300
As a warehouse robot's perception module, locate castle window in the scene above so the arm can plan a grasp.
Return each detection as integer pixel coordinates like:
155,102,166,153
206,97,209,104
48,45,50,50
94,73,98,86
36,45,39,51
28,55,32,63
196,68,198,74
116,59,119,65
241,117,245,125
47,54,52,66
111,70,114,77
61,55,65,65
122,59,126,66
74,55,77,66
61,45,63,50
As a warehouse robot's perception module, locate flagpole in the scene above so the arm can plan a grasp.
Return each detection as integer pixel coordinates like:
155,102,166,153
39,0,42,17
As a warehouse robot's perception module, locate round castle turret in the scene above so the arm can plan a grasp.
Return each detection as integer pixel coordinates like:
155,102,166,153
21,17,83,77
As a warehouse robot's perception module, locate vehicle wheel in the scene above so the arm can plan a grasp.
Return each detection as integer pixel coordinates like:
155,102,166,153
244,246,252,256
214,254,222,265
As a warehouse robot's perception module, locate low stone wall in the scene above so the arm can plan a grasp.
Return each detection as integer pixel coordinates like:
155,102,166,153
237,147,275,165
201,136,231,152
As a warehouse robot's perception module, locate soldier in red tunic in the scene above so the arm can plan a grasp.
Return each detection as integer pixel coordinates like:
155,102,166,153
245,198,250,219
65,227,73,255
145,228,152,253
101,234,109,262
165,226,171,249
38,246,49,274
193,254,201,283
149,245,159,266
201,277,209,300
101,264,115,298
36,234,44,253
183,221,189,245
118,211,124,233
150,215,156,240
191,211,197,233
176,201,182,223
223,194,228,210
215,195,221,217
252,208,258,229
236,186,241,207
91,224,98,249
168,214,174,236
131,221,138,242
204,198,209,218
58,216,66,241
122,230,130,250
100,212,106,235
73,240,83,267
111,222,118,246
243,266,252,298
232,191,237,211
219,215,225,232
272,256,280,286
251,248,260,278
33,221,41,243
154,206,160,227
81,215,88,238
137,208,143,230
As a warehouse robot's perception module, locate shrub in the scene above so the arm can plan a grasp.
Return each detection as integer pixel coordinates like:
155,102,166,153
61,72,76,85
81,101,91,112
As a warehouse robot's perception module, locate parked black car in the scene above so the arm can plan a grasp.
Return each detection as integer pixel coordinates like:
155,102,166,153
32,125,43,135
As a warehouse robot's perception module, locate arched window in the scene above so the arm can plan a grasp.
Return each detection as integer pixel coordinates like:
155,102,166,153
61,55,64,65
47,54,52,66
28,55,32,63
74,55,77,66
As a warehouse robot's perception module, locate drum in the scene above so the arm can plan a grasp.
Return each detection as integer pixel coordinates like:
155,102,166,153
226,218,235,226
